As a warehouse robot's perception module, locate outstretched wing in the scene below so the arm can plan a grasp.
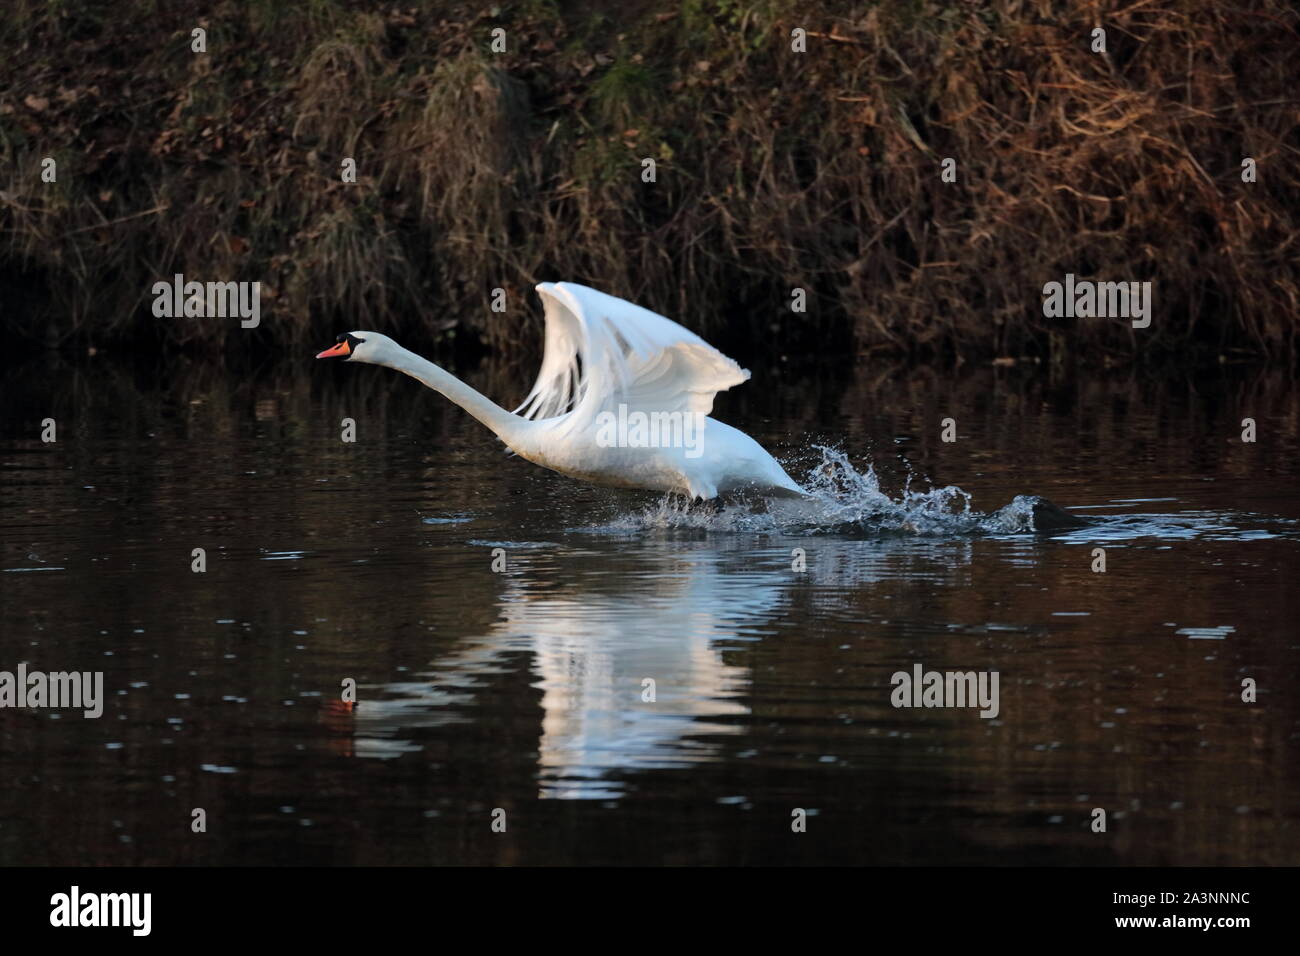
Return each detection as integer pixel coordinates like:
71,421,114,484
514,282,750,427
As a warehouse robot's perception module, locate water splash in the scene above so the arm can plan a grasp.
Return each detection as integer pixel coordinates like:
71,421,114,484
596,447,1048,536
586,446,1300,541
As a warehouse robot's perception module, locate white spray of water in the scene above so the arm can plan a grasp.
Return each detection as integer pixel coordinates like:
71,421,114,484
599,446,1044,536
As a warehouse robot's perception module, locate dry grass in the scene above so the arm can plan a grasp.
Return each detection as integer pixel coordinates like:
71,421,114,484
0,0,1296,362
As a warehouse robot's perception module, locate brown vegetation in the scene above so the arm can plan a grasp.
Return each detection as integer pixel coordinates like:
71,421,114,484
1,0,1297,362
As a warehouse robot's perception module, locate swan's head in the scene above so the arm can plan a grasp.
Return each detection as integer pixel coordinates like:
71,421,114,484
315,331,393,364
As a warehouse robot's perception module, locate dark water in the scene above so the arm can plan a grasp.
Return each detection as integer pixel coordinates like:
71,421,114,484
1,354,1297,865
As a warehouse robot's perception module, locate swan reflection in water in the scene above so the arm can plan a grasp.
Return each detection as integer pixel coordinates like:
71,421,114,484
323,541,774,798
320,535,973,798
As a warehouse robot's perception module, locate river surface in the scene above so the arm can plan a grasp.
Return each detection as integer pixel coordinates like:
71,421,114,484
1,354,1297,865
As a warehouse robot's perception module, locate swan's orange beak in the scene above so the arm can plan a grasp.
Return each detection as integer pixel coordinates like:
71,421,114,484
316,340,351,359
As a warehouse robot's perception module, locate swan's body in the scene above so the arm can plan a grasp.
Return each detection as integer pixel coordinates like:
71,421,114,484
317,282,804,500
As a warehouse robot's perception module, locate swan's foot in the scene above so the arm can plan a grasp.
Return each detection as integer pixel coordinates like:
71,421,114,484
1030,497,1090,532
690,496,725,515
710,490,782,513
682,493,767,515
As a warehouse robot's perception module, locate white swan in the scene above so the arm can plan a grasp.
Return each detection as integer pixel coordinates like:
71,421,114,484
316,282,805,500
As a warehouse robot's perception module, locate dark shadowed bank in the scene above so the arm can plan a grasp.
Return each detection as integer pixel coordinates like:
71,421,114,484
1,0,1297,363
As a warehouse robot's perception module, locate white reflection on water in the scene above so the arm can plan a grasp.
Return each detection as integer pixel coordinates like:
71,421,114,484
338,501,1295,797
344,534,981,797
350,544,782,798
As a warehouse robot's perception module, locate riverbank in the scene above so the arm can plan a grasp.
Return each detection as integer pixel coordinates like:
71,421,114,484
2,1,1296,362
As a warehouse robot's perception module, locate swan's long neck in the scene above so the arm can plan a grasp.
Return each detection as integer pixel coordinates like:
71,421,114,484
378,343,523,444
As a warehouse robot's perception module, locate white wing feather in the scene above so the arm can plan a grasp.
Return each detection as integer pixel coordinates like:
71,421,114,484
514,283,750,427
